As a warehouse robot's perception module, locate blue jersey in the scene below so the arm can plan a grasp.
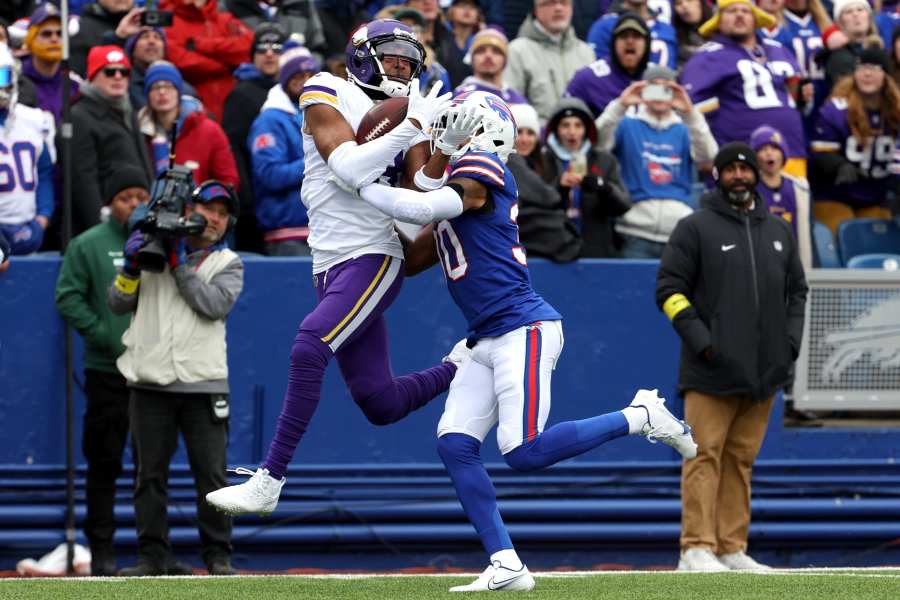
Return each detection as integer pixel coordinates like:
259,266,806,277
435,151,561,340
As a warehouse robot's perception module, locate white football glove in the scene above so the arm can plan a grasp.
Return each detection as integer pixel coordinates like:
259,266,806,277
406,79,452,132
434,105,484,156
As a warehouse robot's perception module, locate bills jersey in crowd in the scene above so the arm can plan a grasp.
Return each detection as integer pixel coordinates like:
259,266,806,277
298,71,408,273
0,104,56,226
680,36,806,157
587,14,678,71
810,98,900,207
435,151,560,340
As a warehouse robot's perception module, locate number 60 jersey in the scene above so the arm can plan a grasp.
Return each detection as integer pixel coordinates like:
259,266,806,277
679,36,805,159
433,150,560,341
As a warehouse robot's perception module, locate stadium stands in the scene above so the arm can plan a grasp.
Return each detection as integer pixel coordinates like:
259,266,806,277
837,219,900,266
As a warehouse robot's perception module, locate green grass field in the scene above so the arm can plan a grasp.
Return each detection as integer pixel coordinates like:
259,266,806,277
2,570,899,600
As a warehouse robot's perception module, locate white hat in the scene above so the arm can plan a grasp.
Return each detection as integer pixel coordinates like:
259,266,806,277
832,0,871,22
510,103,540,135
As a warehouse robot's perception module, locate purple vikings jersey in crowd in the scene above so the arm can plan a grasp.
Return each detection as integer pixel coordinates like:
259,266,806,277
811,98,900,207
680,35,806,157
435,151,561,340
757,178,800,237
453,77,528,105
565,58,636,117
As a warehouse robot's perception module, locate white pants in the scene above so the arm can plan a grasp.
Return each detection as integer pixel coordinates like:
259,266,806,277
437,320,564,455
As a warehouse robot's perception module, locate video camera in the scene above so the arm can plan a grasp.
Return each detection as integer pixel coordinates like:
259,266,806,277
135,165,207,273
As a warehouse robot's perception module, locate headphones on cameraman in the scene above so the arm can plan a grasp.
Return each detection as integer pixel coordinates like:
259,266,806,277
191,180,239,230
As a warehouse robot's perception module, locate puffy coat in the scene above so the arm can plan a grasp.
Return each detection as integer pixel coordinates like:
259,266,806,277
159,0,254,122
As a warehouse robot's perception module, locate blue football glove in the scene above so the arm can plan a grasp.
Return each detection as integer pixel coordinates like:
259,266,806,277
123,230,147,277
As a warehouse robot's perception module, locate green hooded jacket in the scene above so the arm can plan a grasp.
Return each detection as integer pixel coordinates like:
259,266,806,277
55,218,131,373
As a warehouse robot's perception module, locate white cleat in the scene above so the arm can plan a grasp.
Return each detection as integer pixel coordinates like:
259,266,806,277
630,389,698,459
677,548,729,572
717,551,772,571
450,562,535,592
206,467,285,516
443,338,472,369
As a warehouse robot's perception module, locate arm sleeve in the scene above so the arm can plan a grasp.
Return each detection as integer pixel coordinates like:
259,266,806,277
69,111,104,230
171,256,244,321
327,120,422,189
35,143,55,219
359,183,464,225
55,240,103,344
207,122,241,190
785,228,809,358
595,99,627,152
586,19,611,60
107,270,140,315
249,117,305,193
683,107,718,164
656,219,711,356
680,50,722,114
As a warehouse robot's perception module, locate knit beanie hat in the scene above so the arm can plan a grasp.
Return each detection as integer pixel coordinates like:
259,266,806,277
510,103,540,134
279,45,319,90
86,45,130,81
470,28,508,57
713,142,759,181
749,125,787,159
103,164,150,204
832,0,870,22
125,27,167,60
144,60,184,97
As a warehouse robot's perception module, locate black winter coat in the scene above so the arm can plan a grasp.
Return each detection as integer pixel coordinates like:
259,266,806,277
541,146,631,258
69,92,152,236
656,189,808,401
508,153,581,262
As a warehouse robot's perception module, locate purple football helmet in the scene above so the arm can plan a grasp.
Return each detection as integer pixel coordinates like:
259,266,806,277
345,19,425,99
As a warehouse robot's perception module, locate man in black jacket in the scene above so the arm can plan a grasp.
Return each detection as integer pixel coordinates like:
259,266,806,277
656,142,807,573
70,0,136,77
69,45,152,235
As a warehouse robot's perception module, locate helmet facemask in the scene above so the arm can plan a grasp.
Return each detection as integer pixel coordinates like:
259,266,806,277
346,22,425,99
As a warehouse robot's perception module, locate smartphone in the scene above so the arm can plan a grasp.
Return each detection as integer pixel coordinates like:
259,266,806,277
140,10,174,27
569,154,587,177
641,83,673,102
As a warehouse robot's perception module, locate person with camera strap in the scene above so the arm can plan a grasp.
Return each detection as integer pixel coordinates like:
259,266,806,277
107,180,243,576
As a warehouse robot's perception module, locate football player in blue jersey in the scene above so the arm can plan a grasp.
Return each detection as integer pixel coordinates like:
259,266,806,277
357,91,698,592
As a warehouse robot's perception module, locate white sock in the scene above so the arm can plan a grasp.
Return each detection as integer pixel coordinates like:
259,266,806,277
490,549,523,570
621,406,649,435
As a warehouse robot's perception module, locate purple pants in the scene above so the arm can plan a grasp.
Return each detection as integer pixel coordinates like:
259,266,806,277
263,254,455,479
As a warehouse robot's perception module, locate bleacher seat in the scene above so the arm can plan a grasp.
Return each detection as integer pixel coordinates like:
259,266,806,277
837,218,900,265
845,253,900,270
813,221,841,268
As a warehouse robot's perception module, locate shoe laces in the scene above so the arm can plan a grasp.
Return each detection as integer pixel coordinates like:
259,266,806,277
230,467,279,497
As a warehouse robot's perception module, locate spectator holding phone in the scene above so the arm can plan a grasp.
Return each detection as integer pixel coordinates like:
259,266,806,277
541,97,632,258
71,1,140,77
595,65,718,258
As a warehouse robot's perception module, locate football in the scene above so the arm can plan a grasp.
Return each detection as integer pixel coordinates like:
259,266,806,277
355,97,409,144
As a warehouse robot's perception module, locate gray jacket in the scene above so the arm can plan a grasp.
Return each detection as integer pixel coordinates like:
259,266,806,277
504,15,595,121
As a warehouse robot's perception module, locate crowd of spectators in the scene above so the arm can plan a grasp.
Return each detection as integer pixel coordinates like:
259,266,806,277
1,0,899,264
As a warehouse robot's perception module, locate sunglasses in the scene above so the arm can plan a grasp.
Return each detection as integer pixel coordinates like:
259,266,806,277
0,66,11,88
102,67,130,78
254,42,284,54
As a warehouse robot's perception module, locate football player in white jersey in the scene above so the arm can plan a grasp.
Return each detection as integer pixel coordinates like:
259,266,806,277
206,19,481,516
0,43,56,257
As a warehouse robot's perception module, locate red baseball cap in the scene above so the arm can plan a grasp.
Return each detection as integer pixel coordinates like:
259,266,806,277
86,45,131,81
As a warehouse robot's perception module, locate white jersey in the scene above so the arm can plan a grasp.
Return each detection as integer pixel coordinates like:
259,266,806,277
0,104,55,225
298,72,406,274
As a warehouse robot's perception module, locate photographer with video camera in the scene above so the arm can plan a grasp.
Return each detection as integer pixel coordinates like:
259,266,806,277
108,176,243,576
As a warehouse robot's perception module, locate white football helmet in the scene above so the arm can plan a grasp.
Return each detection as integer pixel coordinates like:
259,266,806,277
0,43,18,111
431,91,517,163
